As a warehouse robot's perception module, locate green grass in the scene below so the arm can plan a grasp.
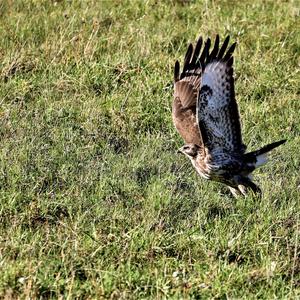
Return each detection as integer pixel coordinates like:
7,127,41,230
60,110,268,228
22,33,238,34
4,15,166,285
0,0,299,298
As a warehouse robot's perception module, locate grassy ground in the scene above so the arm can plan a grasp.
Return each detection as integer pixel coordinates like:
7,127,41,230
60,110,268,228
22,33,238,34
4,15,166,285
0,0,299,298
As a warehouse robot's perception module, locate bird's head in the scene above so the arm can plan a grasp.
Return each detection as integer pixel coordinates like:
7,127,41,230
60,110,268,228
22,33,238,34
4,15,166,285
178,144,200,159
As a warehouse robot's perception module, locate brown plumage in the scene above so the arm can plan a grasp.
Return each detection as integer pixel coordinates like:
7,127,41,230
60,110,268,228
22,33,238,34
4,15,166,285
172,35,286,197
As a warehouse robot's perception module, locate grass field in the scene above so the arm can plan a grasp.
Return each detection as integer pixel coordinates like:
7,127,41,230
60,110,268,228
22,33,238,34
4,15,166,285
0,0,299,298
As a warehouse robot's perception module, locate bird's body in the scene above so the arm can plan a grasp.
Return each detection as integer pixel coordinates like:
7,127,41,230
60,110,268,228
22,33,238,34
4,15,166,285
172,35,286,196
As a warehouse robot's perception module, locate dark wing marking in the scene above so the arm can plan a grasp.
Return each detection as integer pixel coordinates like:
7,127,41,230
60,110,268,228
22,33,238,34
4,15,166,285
172,35,237,148
197,59,246,154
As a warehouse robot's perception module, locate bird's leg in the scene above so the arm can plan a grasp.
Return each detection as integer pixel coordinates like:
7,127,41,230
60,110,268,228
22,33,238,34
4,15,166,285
228,186,243,198
237,184,247,196
236,176,261,196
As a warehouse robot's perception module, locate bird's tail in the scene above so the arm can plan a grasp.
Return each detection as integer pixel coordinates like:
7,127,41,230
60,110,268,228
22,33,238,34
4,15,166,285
244,139,286,168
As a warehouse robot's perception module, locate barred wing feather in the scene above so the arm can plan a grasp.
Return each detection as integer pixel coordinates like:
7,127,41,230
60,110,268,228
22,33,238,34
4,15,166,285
197,60,246,154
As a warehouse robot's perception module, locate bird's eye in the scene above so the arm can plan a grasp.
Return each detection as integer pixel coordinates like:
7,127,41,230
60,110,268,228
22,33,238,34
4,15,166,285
183,146,189,150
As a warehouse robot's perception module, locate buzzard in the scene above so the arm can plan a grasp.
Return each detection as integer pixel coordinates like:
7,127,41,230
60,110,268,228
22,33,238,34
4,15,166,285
172,35,286,197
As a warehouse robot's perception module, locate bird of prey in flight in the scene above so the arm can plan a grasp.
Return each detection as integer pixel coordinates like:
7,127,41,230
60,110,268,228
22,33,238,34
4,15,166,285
172,35,286,197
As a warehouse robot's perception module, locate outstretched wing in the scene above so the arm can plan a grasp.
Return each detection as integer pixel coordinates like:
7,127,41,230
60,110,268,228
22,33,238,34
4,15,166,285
197,56,246,154
172,35,236,148
172,36,204,146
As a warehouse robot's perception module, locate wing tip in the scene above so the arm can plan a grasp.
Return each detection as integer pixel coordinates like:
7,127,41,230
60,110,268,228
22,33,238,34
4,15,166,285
177,34,237,80
224,35,230,43
184,43,193,61
174,60,180,82
275,139,287,146
223,42,237,62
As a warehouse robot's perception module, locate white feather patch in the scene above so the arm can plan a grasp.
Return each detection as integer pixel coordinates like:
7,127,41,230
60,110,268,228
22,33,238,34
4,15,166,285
255,153,268,167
